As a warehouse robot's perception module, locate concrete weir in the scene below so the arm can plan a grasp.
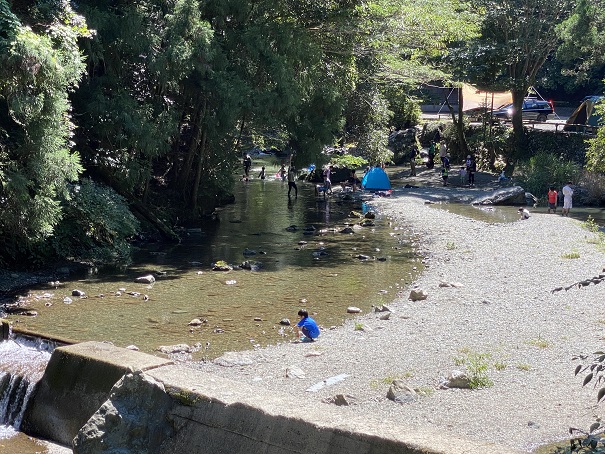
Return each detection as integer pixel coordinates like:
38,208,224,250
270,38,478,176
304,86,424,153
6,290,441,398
21,341,522,453
21,341,172,446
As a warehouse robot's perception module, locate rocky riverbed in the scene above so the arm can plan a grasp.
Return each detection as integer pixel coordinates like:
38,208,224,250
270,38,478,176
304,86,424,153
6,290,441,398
189,177,605,453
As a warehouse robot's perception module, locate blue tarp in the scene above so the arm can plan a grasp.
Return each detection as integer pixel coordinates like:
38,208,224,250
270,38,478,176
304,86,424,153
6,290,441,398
361,167,391,191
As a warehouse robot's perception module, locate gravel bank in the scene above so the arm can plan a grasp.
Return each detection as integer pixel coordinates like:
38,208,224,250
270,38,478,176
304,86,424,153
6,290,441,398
191,191,605,453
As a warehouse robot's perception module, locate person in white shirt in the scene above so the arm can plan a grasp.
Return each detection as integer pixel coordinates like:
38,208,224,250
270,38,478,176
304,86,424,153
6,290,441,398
562,182,573,217
518,207,530,220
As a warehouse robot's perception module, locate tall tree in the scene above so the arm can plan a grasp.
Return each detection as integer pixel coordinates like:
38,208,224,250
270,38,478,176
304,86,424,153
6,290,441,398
0,0,90,264
463,0,576,160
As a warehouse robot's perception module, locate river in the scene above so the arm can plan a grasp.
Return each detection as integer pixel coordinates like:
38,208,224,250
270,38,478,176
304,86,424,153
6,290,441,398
4,162,421,361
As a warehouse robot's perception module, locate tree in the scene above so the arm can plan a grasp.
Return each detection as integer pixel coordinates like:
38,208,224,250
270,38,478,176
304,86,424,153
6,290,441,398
454,0,575,162
556,0,605,90
0,0,90,265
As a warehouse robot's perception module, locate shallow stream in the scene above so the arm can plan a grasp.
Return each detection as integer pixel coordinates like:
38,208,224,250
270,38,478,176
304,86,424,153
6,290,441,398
5,162,421,361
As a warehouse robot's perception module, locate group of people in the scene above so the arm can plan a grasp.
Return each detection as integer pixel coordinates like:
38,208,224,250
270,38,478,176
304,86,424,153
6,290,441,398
547,182,574,216
518,181,574,220
241,155,298,197
430,140,476,187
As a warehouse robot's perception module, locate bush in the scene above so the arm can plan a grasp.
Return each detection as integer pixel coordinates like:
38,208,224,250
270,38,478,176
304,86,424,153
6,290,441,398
516,151,581,201
51,179,140,265
579,171,605,206
524,129,587,165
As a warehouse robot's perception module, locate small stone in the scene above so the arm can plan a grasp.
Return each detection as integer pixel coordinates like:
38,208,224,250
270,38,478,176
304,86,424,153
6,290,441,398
214,351,254,367
379,312,391,320
279,318,291,326
409,289,428,301
63,297,73,304
253,317,262,321
386,380,418,404
188,318,203,326
72,289,85,297
125,345,139,351
347,306,362,313
286,366,306,379
134,275,156,284
158,344,192,354
446,370,471,389
323,394,358,406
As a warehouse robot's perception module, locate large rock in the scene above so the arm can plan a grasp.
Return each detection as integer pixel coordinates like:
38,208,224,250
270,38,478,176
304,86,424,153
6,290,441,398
471,186,526,206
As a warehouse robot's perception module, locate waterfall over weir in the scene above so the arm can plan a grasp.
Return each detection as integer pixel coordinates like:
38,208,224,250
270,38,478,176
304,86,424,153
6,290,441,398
0,336,53,438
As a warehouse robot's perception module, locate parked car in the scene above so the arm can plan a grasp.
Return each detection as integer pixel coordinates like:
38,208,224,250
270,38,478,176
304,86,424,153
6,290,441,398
492,98,554,122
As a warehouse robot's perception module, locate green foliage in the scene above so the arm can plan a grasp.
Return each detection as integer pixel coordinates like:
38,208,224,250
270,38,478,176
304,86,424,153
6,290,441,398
369,372,414,389
450,0,575,158
556,352,605,453
527,335,551,349
583,216,601,233
356,126,394,166
453,350,494,389
329,154,368,169
0,0,89,265
580,171,605,206
556,0,605,89
586,102,605,175
561,251,581,259
51,179,139,265
517,151,581,200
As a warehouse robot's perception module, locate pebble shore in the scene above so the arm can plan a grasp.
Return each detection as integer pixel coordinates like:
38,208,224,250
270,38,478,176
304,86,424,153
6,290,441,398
193,189,605,453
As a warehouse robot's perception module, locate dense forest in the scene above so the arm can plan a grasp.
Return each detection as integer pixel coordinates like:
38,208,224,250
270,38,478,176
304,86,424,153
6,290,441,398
0,0,604,268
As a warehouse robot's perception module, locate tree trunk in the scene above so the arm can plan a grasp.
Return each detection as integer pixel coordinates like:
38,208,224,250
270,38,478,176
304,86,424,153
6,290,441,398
178,98,207,195
445,89,470,158
190,130,207,211
510,87,528,166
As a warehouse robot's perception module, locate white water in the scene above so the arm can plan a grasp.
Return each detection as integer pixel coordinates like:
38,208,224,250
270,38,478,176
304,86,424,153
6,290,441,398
0,336,53,439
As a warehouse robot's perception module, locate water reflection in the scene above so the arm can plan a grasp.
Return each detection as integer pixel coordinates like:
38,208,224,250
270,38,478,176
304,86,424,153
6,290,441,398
6,164,420,360
430,202,605,226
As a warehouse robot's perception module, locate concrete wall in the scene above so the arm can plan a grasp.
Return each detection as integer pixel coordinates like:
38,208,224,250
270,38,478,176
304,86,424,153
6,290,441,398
21,341,523,453
21,341,172,445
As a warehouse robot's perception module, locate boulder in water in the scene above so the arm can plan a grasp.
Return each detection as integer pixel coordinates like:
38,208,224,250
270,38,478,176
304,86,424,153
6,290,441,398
471,186,526,206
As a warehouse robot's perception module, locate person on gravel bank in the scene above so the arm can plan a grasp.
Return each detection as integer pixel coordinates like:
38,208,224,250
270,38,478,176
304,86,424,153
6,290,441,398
295,309,320,342
562,181,573,216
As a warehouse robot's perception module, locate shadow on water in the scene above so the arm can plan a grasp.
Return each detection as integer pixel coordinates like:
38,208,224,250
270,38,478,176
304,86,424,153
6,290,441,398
5,163,422,360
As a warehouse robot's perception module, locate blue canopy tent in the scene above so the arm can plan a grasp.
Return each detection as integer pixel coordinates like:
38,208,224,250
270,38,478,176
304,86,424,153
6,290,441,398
361,167,391,191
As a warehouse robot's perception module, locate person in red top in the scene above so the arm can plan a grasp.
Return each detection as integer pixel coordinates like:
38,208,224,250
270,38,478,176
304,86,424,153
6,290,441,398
547,186,558,213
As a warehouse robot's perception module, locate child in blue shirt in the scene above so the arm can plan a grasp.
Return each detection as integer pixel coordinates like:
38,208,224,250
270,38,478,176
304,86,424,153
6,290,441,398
296,309,320,342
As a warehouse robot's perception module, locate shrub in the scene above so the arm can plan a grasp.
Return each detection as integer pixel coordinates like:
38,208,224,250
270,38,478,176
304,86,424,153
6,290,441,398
554,352,605,453
516,151,581,201
453,350,494,389
580,171,605,206
51,179,140,265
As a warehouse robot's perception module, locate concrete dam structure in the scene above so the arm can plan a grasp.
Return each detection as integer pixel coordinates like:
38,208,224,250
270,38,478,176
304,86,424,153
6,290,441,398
4,337,522,453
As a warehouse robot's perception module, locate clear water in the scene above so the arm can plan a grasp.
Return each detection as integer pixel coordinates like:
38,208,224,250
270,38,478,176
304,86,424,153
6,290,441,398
430,201,605,226
0,337,54,447
5,162,421,360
